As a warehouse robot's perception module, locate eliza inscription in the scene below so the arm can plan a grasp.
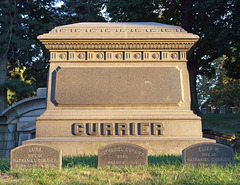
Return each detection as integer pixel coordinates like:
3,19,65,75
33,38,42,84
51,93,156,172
182,143,234,166
72,122,163,136
98,143,148,167
11,144,62,169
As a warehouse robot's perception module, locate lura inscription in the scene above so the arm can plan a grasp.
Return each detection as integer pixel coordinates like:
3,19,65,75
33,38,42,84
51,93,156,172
11,144,62,169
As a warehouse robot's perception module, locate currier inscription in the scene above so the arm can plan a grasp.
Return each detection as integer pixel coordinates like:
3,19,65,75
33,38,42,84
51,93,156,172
72,122,163,136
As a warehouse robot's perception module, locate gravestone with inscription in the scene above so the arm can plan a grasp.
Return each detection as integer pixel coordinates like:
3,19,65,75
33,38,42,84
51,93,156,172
22,22,214,156
98,143,148,167
182,143,234,166
11,144,62,169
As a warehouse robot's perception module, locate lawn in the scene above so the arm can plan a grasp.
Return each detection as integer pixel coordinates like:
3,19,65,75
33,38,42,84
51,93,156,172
0,114,239,184
0,154,240,184
201,113,240,134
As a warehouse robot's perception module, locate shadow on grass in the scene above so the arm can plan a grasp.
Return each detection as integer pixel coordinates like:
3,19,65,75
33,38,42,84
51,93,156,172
148,155,182,166
0,159,10,172
62,155,183,168
234,153,240,165
62,155,98,168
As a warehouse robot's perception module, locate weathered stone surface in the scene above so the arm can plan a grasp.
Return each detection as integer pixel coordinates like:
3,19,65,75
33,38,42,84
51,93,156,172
11,144,62,169
98,143,148,167
182,143,234,166
53,67,181,106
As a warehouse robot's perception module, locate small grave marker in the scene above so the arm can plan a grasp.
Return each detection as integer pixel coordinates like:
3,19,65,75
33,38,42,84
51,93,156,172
98,143,148,167
220,105,227,114
201,108,208,115
11,144,62,169
182,143,234,166
232,107,239,114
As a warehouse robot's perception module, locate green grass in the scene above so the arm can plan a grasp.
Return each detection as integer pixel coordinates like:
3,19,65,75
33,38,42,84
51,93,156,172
201,113,240,134
0,114,239,184
0,154,240,184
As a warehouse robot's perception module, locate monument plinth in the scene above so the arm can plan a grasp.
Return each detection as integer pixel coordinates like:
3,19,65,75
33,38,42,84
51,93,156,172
23,22,214,155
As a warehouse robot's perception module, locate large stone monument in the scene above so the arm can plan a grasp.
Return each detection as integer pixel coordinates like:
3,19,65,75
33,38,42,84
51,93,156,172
23,22,214,155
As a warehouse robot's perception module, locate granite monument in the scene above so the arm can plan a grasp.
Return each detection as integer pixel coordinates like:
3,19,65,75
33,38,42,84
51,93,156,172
22,22,215,156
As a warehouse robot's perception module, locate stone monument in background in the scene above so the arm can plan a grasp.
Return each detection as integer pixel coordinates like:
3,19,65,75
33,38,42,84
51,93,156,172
23,22,214,155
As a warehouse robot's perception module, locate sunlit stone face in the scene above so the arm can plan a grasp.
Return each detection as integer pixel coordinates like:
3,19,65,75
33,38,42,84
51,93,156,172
24,22,210,157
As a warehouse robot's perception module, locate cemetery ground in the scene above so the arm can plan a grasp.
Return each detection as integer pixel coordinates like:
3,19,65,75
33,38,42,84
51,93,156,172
0,114,240,184
201,113,240,134
0,154,240,184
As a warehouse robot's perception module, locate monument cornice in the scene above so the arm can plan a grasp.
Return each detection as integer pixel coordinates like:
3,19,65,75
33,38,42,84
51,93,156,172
38,22,199,40
41,40,196,51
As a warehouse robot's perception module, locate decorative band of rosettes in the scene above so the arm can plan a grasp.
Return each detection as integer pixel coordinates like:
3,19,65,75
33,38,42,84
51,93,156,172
50,51,187,62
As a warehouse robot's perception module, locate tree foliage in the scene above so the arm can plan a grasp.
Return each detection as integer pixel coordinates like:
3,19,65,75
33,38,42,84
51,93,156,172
0,0,57,68
198,58,240,109
1,0,239,112
104,0,160,22
102,0,240,114
57,0,105,24
0,0,106,107
0,0,60,106
210,78,240,109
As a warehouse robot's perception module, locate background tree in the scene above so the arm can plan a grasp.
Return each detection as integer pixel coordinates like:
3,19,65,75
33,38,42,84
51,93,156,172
0,0,60,108
57,0,105,24
197,57,240,110
0,0,106,110
0,0,11,113
105,0,160,22
209,76,240,109
102,0,239,114
1,0,239,115
223,0,240,80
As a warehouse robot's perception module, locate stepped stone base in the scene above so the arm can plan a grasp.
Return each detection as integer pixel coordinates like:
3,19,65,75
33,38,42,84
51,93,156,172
23,137,215,156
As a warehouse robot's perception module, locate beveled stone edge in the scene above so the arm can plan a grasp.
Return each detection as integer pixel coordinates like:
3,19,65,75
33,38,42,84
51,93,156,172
23,137,213,142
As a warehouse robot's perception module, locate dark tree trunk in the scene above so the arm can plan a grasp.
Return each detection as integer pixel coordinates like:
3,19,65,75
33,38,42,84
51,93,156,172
0,54,8,114
187,58,201,115
180,0,201,115
0,0,9,114
181,0,193,32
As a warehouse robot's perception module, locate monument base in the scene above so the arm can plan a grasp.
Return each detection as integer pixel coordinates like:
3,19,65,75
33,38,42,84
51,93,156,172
23,137,215,156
